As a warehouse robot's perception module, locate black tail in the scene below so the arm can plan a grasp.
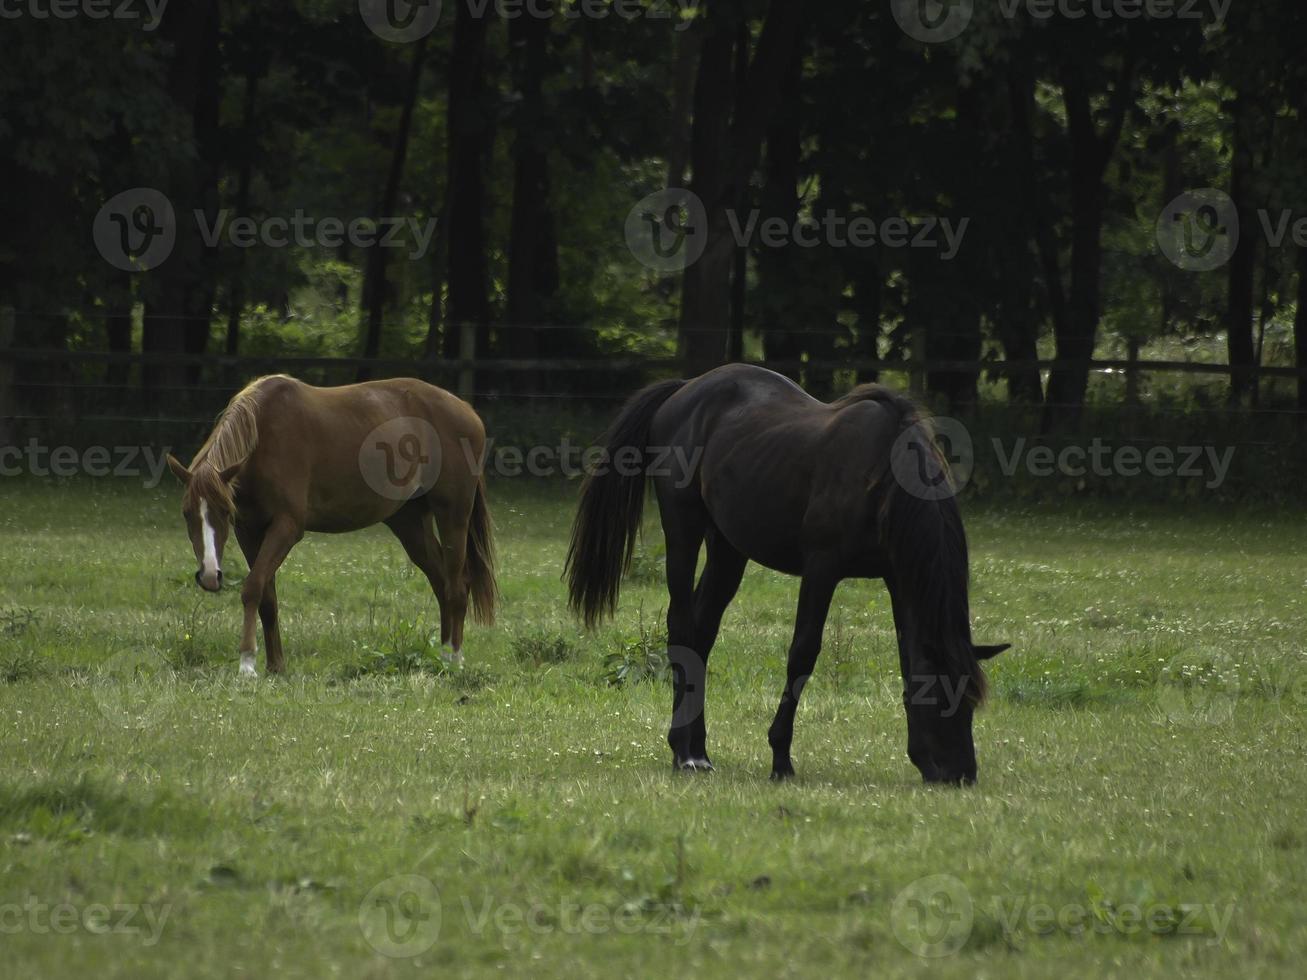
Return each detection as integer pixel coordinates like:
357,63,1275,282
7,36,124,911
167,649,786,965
566,378,686,628
874,400,987,706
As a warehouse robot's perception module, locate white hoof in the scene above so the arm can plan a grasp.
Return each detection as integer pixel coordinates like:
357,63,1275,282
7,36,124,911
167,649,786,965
239,653,257,677
440,646,464,667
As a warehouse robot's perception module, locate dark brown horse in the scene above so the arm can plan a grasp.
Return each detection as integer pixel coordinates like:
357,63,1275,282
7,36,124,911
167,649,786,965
567,364,1007,785
166,375,496,676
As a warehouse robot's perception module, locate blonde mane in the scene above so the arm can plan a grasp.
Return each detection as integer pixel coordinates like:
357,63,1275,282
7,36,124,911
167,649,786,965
186,375,287,517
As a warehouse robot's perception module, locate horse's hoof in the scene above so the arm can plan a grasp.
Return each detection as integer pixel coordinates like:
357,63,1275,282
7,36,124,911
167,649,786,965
441,645,464,667
238,656,257,678
769,766,795,782
923,772,974,788
675,758,715,773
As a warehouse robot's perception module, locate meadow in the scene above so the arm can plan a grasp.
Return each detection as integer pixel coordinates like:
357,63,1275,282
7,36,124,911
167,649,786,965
1,474,1305,978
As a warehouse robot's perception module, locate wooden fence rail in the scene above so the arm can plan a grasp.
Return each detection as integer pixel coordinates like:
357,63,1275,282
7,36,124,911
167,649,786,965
2,330,1306,440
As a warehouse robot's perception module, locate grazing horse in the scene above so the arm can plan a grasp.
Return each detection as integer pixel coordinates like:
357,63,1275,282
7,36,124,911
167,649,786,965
166,375,496,676
567,364,1008,785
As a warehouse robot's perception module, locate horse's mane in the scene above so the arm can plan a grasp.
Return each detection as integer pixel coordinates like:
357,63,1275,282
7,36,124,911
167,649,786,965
187,375,286,517
856,387,985,705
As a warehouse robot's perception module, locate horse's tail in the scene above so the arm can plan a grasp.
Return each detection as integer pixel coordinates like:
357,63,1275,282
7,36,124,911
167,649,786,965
466,475,497,625
566,378,687,628
873,398,987,706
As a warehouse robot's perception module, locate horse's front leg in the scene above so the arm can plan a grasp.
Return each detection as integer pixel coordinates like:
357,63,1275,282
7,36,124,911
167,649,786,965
238,518,301,677
767,564,839,780
259,576,284,675
659,502,707,771
887,578,938,782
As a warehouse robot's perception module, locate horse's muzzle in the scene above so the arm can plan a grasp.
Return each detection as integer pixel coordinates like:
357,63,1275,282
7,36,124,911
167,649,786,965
195,569,223,592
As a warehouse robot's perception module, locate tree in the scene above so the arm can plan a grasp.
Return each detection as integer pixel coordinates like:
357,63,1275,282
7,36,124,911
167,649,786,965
679,0,805,376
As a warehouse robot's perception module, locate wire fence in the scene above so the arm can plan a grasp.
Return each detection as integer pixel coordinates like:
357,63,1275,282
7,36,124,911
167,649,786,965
2,308,1305,457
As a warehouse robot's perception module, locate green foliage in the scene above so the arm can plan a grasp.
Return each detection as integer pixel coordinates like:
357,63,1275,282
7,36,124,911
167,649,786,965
510,628,577,667
0,652,43,685
166,597,222,670
341,617,453,679
602,608,669,687
1,607,37,638
625,542,666,585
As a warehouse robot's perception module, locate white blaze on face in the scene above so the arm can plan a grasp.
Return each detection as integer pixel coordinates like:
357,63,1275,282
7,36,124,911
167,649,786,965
199,499,219,585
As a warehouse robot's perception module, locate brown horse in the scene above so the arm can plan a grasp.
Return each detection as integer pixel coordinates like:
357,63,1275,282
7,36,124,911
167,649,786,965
166,375,496,676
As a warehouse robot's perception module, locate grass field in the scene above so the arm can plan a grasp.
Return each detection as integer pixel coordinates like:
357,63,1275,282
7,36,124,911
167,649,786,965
1,475,1305,978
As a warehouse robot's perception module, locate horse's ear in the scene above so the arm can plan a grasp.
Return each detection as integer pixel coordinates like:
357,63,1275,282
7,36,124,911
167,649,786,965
218,462,242,484
166,454,191,486
974,643,1010,660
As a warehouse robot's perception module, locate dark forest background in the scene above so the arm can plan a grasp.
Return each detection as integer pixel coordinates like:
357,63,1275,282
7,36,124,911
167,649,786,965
2,0,1307,448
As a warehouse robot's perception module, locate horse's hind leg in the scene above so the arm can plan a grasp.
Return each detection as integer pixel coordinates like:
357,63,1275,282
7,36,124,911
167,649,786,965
685,528,747,768
384,502,448,625
430,497,472,660
658,495,707,770
767,562,839,780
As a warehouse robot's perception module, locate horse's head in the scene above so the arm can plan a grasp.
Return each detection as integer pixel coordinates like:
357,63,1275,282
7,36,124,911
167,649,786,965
908,642,1009,785
167,454,240,592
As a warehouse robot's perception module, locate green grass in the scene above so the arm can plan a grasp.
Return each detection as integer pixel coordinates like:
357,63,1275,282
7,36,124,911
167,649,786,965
1,476,1305,977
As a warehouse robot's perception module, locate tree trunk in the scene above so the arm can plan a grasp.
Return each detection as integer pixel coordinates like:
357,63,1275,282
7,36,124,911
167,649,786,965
0,307,16,447
680,0,805,377
424,194,450,368
925,83,983,411
852,272,882,383
1043,145,1102,428
106,272,134,392
999,67,1045,405
225,57,266,363
666,25,703,190
443,4,494,367
680,19,734,375
1042,58,1134,432
1226,91,1258,407
1296,243,1307,411
755,24,803,376
143,0,221,407
506,5,559,392
359,35,428,380
727,19,752,364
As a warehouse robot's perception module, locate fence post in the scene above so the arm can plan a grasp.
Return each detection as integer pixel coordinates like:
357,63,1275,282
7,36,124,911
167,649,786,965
457,322,476,403
1125,337,1140,407
0,307,14,447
